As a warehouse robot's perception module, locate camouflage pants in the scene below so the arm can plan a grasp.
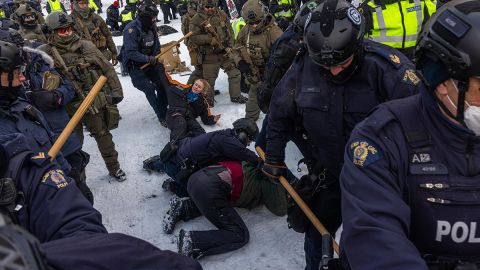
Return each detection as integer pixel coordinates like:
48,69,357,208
187,65,203,85
74,107,120,175
201,53,241,104
245,81,261,121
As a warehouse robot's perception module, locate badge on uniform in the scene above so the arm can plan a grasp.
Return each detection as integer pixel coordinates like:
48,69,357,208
389,54,401,64
403,69,421,86
41,169,69,189
348,138,382,167
128,28,134,34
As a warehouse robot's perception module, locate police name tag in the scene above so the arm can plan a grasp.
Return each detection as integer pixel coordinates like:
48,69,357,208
410,163,448,175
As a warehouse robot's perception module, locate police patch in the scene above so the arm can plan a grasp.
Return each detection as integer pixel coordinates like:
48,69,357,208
403,69,421,85
41,169,69,189
389,54,400,64
128,28,134,33
349,139,382,167
347,7,362,26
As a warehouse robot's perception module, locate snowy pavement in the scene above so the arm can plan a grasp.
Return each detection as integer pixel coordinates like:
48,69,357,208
81,7,308,269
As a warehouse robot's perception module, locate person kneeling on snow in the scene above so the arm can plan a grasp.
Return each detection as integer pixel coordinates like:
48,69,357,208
165,78,220,141
142,118,260,197
163,161,290,259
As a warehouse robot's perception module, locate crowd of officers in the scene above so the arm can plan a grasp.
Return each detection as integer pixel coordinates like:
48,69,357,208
0,0,479,268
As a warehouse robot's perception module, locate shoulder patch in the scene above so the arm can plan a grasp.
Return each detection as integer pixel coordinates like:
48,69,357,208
128,28,134,33
348,138,382,167
389,54,400,64
41,169,69,189
402,69,421,86
30,152,50,167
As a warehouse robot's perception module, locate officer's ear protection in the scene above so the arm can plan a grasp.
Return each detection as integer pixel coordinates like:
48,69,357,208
236,130,250,146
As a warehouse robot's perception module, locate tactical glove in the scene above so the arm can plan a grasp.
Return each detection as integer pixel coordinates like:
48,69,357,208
112,54,118,66
262,160,287,181
27,90,62,110
111,96,123,105
210,36,220,47
237,60,251,74
148,56,157,66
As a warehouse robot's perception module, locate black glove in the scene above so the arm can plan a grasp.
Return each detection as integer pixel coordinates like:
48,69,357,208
111,96,123,105
147,56,157,66
237,60,251,74
262,160,287,181
27,90,62,110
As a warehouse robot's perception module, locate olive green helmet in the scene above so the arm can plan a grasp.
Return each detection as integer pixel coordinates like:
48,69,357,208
45,11,73,30
14,4,34,16
241,0,266,24
200,0,218,8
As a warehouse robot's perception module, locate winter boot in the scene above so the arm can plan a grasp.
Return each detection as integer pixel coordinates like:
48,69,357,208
161,178,177,193
177,229,193,257
230,95,248,104
163,195,189,234
110,168,127,182
143,155,164,173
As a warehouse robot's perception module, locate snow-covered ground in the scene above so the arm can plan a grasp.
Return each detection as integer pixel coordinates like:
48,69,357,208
80,5,310,269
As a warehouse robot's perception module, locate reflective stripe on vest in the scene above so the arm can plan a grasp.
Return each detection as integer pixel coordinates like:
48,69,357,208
47,0,63,11
274,0,294,18
89,0,99,10
367,0,436,49
122,11,133,22
231,17,245,39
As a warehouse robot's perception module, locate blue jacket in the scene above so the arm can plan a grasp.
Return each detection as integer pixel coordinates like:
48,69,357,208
340,87,480,269
0,98,71,174
25,47,81,157
266,40,422,177
0,132,106,243
120,18,160,66
178,129,258,166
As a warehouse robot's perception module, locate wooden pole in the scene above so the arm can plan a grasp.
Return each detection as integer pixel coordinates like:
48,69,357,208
256,146,340,255
48,76,108,160
140,31,194,70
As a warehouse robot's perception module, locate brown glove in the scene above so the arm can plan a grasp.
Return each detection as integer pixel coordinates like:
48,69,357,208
112,54,118,66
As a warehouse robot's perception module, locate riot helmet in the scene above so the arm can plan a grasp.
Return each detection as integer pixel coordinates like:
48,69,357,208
0,40,25,98
241,0,266,25
304,0,365,67
14,4,37,28
416,0,480,123
232,118,259,146
293,0,321,34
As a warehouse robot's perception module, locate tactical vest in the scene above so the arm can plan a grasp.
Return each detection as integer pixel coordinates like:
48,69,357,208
121,11,133,22
74,14,107,49
197,12,230,54
231,17,245,39
47,0,62,12
244,24,274,67
364,0,436,49
274,0,295,18
385,97,480,262
138,29,156,56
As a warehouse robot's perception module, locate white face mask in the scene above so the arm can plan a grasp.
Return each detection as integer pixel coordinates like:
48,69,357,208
446,79,480,135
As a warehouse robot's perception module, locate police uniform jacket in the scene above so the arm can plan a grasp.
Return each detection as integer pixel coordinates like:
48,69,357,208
121,18,160,66
340,87,480,269
266,39,421,177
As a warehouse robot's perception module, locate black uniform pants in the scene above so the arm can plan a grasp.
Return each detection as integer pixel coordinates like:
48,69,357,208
160,3,172,21
187,166,249,258
166,108,205,141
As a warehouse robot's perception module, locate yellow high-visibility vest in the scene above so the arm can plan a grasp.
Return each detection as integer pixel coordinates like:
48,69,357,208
231,17,246,39
274,0,295,18
47,0,63,12
89,0,99,11
121,11,133,22
366,0,436,49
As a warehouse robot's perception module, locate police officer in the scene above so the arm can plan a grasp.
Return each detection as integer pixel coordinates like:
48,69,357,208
121,3,170,127
45,0,66,14
182,0,204,85
120,0,138,31
41,12,127,181
143,117,260,198
71,0,118,65
268,0,298,31
358,0,436,60
189,0,247,106
12,4,46,43
261,0,422,269
106,0,120,32
340,1,480,269
235,0,282,121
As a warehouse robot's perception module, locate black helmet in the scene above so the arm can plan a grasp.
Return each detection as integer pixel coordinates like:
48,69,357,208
0,40,24,72
304,0,364,67
415,0,480,123
232,118,259,145
138,3,159,17
293,0,321,34
0,29,24,46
